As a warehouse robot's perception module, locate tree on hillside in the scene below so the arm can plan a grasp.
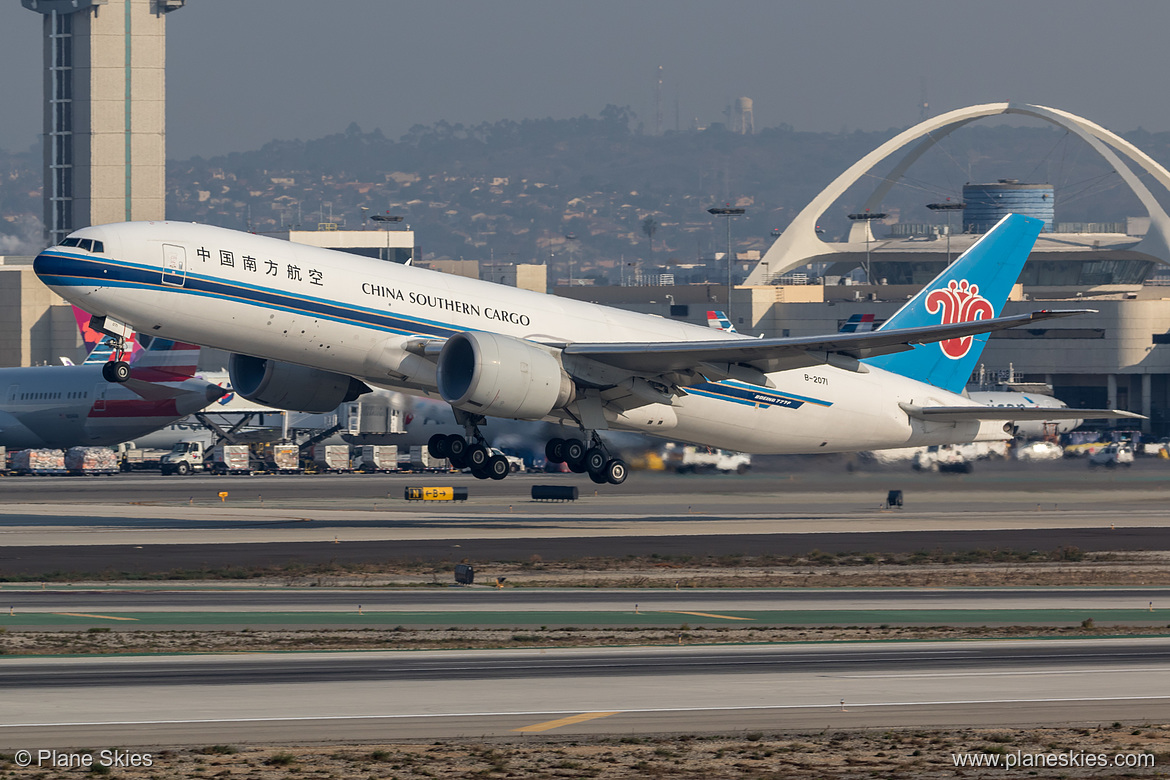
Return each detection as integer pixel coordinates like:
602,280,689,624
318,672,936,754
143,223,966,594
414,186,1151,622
641,216,658,254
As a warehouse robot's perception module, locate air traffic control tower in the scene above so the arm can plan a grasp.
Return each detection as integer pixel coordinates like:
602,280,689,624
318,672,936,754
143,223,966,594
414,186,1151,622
21,0,184,245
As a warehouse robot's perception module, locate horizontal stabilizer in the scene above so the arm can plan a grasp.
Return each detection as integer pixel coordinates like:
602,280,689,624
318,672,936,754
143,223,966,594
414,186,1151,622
122,378,191,401
901,403,1144,422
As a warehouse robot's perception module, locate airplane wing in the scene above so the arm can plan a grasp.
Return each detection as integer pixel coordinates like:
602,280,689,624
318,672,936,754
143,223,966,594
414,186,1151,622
560,309,1090,378
900,404,1143,422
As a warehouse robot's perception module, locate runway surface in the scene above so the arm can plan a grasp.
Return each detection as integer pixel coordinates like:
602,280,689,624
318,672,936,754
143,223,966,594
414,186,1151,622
5,585,1169,612
3,585,1166,630
2,460,1170,575
2,638,1168,747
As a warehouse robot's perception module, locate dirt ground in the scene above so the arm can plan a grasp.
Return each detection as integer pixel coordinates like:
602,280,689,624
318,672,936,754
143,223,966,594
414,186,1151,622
40,548,1165,589
3,623,1170,656
2,726,1166,779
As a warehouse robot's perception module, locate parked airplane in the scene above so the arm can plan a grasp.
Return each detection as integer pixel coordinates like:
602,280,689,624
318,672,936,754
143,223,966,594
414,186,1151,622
34,214,1139,484
0,338,226,449
966,390,1082,436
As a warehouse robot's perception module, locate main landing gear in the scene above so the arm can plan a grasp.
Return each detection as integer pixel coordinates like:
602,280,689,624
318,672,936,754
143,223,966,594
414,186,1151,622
545,434,628,485
428,415,511,481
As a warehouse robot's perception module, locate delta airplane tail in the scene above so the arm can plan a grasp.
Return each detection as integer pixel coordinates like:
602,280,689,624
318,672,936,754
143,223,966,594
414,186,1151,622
864,213,1044,394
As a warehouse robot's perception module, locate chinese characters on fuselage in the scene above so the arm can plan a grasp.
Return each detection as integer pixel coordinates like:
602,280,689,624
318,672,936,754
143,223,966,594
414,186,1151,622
196,247,324,286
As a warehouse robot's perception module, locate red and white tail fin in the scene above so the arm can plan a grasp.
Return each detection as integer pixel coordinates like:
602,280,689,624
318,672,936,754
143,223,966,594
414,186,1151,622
706,310,737,333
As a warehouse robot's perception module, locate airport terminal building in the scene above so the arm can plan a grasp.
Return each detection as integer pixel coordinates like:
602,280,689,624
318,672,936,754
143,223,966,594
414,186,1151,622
560,104,1170,436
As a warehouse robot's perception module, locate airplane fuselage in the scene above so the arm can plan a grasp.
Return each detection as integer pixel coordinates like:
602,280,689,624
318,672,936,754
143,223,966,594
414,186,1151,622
0,363,218,449
35,222,1003,454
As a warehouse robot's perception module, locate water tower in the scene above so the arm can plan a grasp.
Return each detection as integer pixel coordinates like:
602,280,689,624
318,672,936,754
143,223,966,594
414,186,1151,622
733,97,754,135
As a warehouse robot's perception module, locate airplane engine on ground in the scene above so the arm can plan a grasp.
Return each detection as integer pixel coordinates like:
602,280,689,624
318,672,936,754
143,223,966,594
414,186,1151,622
436,332,575,419
228,354,369,413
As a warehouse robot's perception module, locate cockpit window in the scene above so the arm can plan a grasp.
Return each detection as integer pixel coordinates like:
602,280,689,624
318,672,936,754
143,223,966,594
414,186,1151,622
90,240,104,253
60,237,81,247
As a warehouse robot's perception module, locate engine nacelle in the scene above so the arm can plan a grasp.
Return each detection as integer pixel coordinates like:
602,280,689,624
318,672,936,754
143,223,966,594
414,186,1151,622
228,354,369,413
436,332,574,419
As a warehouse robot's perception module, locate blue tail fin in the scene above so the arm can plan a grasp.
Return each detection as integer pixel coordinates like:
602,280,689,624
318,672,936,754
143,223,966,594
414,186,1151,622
863,213,1043,393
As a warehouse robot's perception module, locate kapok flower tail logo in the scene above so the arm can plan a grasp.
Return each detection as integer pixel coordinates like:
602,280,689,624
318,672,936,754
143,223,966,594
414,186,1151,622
925,279,994,359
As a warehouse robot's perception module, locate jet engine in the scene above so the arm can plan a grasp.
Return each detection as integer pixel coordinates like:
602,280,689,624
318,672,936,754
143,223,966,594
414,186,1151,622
436,332,574,419
228,354,369,413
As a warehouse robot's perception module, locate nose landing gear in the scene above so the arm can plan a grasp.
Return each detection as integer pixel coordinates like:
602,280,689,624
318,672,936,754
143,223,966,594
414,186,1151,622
100,337,132,384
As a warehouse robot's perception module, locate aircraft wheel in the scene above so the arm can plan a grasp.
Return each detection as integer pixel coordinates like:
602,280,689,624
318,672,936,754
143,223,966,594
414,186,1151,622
605,459,628,485
563,439,587,473
470,466,491,480
588,468,608,484
466,444,490,471
428,434,448,459
445,435,467,460
584,447,607,474
106,360,131,383
487,454,510,480
448,450,468,470
545,438,566,464
175,462,191,476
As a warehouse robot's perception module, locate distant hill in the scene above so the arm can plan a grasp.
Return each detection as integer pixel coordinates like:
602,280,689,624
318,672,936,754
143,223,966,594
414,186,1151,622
5,109,1170,276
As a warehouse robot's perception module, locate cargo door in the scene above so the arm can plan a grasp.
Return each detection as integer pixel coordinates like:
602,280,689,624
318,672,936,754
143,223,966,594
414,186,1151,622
162,243,187,287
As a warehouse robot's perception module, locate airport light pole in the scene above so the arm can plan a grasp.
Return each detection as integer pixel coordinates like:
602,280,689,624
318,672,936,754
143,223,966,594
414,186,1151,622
926,200,966,264
708,206,745,325
847,210,887,284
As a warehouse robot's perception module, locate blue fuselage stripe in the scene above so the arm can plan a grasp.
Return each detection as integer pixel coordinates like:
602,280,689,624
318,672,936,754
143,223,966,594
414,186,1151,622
37,251,832,413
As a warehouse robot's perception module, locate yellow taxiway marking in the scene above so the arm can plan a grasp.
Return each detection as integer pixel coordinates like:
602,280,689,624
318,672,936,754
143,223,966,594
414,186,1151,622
513,711,621,733
663,610,754,621
51,613,139,621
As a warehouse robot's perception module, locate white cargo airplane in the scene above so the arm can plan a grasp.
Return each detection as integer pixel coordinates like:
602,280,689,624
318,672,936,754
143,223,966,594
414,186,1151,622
34,213,1138,484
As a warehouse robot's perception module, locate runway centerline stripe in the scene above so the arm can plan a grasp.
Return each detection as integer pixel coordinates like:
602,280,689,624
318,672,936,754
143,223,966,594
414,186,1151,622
50,612,139,621
662,610,755,621
513,711,622,733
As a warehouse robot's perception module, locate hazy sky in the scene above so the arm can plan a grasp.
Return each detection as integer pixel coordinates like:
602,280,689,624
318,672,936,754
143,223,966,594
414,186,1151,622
0,1,1167,159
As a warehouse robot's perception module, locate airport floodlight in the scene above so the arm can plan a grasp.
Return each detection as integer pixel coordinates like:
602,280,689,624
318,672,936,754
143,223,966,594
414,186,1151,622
847,211,887,284
927,201,966,263
708,207,746,323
